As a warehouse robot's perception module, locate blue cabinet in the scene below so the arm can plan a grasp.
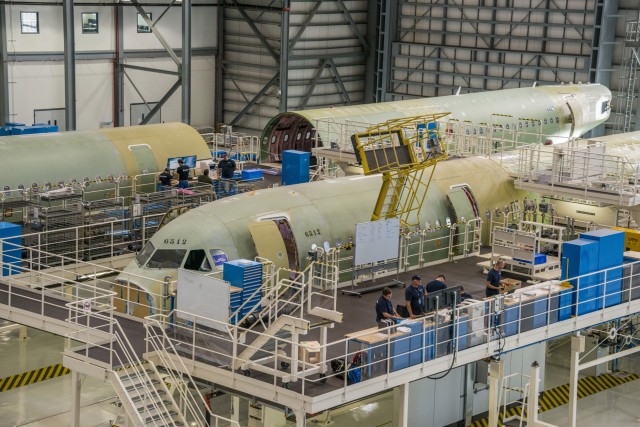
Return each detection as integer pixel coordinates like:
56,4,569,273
562,239,600,315
223,259,263,322
581,229,624,307
0,222,22,276
282,150,310,186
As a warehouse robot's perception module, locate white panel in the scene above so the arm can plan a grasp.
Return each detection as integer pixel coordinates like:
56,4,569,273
176,268,230,332
354,218,400,266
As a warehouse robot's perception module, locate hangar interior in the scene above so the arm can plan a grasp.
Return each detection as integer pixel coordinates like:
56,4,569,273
2,1,640,427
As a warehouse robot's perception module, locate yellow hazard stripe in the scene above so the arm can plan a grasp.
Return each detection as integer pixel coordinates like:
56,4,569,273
472,372,640,426
0,364,70,392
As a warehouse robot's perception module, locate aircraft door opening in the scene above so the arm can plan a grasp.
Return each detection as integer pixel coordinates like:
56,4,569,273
248,218,299,273
446,185,480,256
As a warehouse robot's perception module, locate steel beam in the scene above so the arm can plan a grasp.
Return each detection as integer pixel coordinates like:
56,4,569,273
115,4,124,127
568,334,584,427
130,0,181,67
300,59,328,109
230,0,279,61
591,0,617,137
182,0,191,124
123,64,181,76
0,4,8,125
6,48,215,62
63,0,76,130
288,1,321,51
214,1,224,126
328,58,351,105
279,0,290,113
336,0,369,51
229,72,279,126
140,79,182,125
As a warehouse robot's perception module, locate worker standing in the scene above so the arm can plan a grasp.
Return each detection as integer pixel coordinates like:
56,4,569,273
176,159,191,189
485,259,505,297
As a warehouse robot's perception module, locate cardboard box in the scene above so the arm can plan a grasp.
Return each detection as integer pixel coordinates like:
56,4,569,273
299,340,321,364
501,278,521,293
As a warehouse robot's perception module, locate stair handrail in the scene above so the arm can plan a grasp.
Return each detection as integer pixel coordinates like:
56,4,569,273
144,316,240,427
66,297,179,426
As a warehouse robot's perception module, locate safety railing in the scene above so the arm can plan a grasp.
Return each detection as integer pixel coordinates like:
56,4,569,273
0,239,174,319
201,128,260,166
66,298,187,427
141,259,640,409
145,318,240,427
514,141,640,206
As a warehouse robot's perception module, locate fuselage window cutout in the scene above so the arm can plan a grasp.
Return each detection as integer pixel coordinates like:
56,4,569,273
271,135,277,144
284,134,289,142
296,132,302,141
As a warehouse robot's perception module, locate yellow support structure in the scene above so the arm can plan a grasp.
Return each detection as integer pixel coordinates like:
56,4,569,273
351,113,450,227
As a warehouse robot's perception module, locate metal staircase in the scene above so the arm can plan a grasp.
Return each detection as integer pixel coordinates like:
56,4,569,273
351,113,449,227
108,362,186,427
614,12,640,134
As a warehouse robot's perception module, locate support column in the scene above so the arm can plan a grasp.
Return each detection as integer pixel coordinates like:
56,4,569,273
231,395,241,424
488,358,504,427
294,409,306,427
528,361,557,427
115,4,124,127
70,370,82,427
279,0,290,113
0,4,9,125
463,363,475,426
392,383,409,427
568,334,584,427
63,0,76,130
181,0,191,124
591,0,618,137
214,2,224,126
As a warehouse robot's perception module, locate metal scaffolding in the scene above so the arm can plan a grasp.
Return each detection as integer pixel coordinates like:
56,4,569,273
614,11,640,134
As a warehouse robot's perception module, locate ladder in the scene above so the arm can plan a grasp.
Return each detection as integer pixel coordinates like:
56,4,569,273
351,113,450,227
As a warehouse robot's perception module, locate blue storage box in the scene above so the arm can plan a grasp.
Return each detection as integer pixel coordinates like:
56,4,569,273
223,259,263,323
513,253,547,264
282,150,310,186
0,127,9,136
562,239,600,316
241,169,263,180
11,125,47,135
5,122,24,127
581,229,624,308
0,222,22,276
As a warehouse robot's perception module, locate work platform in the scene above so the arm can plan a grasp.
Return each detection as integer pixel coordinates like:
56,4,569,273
2,242,640,426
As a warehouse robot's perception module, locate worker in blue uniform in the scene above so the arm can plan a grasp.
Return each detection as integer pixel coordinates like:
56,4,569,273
158,168,172,190
176,159,190,189
376,287,403,323
485,259,505,297
405,275,426,319
426,274,447,293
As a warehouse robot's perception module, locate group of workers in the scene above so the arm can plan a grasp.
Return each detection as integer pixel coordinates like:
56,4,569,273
375,258,508,323
158,154,237,190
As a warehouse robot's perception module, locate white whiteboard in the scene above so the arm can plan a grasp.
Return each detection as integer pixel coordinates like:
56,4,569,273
354,218,401,266
176,268,230,332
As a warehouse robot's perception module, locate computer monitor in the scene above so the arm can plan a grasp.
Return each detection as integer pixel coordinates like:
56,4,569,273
424,290,444,312
167,155,197,170
443,286,462,307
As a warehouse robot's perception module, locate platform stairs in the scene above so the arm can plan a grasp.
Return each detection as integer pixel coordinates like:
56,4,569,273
351,113,450,227
65,298,236,427
227,260,342,382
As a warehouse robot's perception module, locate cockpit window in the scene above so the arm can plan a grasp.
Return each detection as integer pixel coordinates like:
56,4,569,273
601,100,610,114
136,242,155,267
209,249,229,271
147,249,187,269
184,249,212,272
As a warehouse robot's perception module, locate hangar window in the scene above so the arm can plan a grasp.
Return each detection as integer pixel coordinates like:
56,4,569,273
81,12,98,34
147,248,186,269
137,13,152,33
20,12,39,34
136,242,155,267
183,249,211,272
